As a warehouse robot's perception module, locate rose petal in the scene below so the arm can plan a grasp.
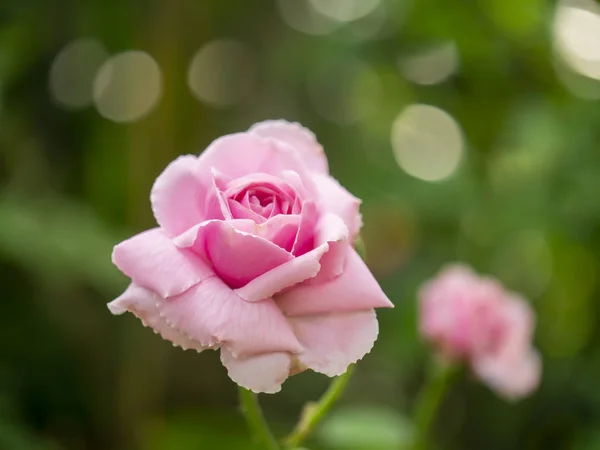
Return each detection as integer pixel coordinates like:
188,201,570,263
235,243,329,302
309,213,349,283
292,201,318,256
198,133,317,197
150,155,207,237
277,248,394,316
204,170,233,220
249,120,329,174
473,349,541,401
108,283,208,351
173,220,293,289
220,347,292,394
289,310,379,376
472,296,540,400
112,228,213,298
313,173,362,239
159,277,303,357
256,214,300,252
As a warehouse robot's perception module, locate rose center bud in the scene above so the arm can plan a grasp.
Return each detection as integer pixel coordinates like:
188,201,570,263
227,180,301,223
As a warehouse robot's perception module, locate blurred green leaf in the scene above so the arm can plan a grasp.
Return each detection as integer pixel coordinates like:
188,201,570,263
317,406,414,450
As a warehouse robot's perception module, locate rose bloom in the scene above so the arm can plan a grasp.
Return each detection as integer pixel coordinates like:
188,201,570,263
108,120,393,393
419,264,541,400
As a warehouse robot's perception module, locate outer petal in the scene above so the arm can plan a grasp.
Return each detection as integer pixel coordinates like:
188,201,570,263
108,283,208,351
198,133,318,197
249,120,329,174
277,248,394,316
174,220,293,289
472,296,541,400
313,173,362,239
290,310,379,376
159,277,303,357
473,349,541,401
150,155,207,237
112,228,213,298
235,243,330,302
220,347,292,394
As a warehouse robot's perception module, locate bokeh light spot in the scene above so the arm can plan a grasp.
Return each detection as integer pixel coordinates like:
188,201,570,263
307,57,381,125
187,39,255,108
391,104,464,182
308,0,381,23
554,0,600,80
276,0,341,35
93,50,162,123
49,38,108,109
399,42,459,86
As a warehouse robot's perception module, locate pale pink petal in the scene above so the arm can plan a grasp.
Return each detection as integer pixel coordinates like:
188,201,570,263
259,214,301,252
472,295,540,400
292,201,319,256
228,199,266,223
313,173,362,239
277,248,394,316
150,155,207,237
112,228,213,298
249,120,329,174
198,133,317,196
290,310,379,376
235,243,330,302
473,349,541,401
224,173,298,202
159,277,303,357
309,213,349,283
204,170,233,220
173,220,293,289
220,347,292,394
108,283,208,351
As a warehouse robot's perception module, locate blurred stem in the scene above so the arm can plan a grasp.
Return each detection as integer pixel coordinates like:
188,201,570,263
412,360,458,450
238,387,280,450
284,364,355,449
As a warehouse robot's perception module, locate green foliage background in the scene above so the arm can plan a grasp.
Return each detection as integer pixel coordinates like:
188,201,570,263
1,0,599,449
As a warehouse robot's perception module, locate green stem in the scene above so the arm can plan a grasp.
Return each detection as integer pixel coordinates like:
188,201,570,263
238,387,280,450
412,361,458,450
284,364,355,449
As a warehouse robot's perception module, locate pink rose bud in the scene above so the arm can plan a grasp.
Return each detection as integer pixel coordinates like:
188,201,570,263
108,120,393,393
418,264,541,400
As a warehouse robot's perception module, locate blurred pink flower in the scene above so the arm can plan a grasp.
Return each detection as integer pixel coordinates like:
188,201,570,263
108,120,393,393
419,264,541,400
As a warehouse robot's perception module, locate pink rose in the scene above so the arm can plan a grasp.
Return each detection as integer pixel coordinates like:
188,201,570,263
419,264,541,400
108,120,393,393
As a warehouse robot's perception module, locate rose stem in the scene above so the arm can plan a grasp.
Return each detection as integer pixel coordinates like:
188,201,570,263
284,364,355,449
412,360,458,450
238,387,280,450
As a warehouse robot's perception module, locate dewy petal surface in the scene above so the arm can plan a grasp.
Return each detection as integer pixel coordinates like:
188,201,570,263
159,277,303,357
220,347,292,394
277,248,394,316
112,228,213,298
289,310,379,376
